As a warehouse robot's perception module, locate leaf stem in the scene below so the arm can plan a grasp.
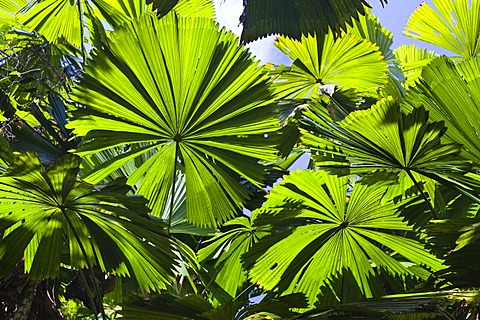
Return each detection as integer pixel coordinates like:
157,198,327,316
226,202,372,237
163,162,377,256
62,209,106,319
77,0,86,62
77,269,99,317
406,169,438,219
168,142,180,233
234,282,255,301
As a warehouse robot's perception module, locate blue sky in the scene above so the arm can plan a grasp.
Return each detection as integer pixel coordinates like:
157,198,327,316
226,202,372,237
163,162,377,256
214,0,449,64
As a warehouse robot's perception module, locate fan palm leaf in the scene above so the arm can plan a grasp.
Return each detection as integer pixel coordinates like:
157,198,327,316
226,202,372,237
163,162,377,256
244,170,443,309
393,45,438,87
301,96,479,202
404,0,480,58
271,30,388,99
344,9,404,100
296,289,480,319
15,0,214,48
197,216,269,297
0,152,177,292
17,0,85,48
403,56,480,163
0,0,26,25
240,0,388,43
161,169,217,235
67,14,280,227
81,148,217,235
345,9,395,66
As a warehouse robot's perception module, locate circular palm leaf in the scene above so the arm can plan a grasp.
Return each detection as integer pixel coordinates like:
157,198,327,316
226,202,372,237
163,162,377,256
244,170,444,308
0,152,177,292
301,97,479,202
271,30,388,99
68,14,280,227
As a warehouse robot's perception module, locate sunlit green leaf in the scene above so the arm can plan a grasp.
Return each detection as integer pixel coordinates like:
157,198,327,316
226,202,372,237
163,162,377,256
244,170,443,309
16,0,215,48
0,0,26,25
301,96,479,202
68,14,279,227
198,216,269,297
272,31,388,99
394,44,438,87
0,152,177,292
404,0,480,58
403,56,480,163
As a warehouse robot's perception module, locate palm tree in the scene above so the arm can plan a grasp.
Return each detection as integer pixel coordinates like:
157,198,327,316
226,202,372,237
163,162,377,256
0,0,479,318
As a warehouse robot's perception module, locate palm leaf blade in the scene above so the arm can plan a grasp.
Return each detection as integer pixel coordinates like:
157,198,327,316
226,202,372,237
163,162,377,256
69,14,279,227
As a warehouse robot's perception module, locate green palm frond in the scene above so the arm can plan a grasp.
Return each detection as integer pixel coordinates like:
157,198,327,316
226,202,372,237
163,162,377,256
15,0,128,49
345,9,395,66
301,96,479,202
296,289,480,319
394,45,438,87
81,148,217,235
0,137,13,171
271,31,388,99
94,0,214,28
244,170,443,309
197,216,269,298
17,0,85,47
15,0,214,48
0,0,26,25
240,0,388,43
67,14,280,227
428,218,480,288
344,9,404,100
403,56,480,163
90,0,147,28
0,152,177,292
404,0,480,58
16,0,150,47
161,169,217,236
